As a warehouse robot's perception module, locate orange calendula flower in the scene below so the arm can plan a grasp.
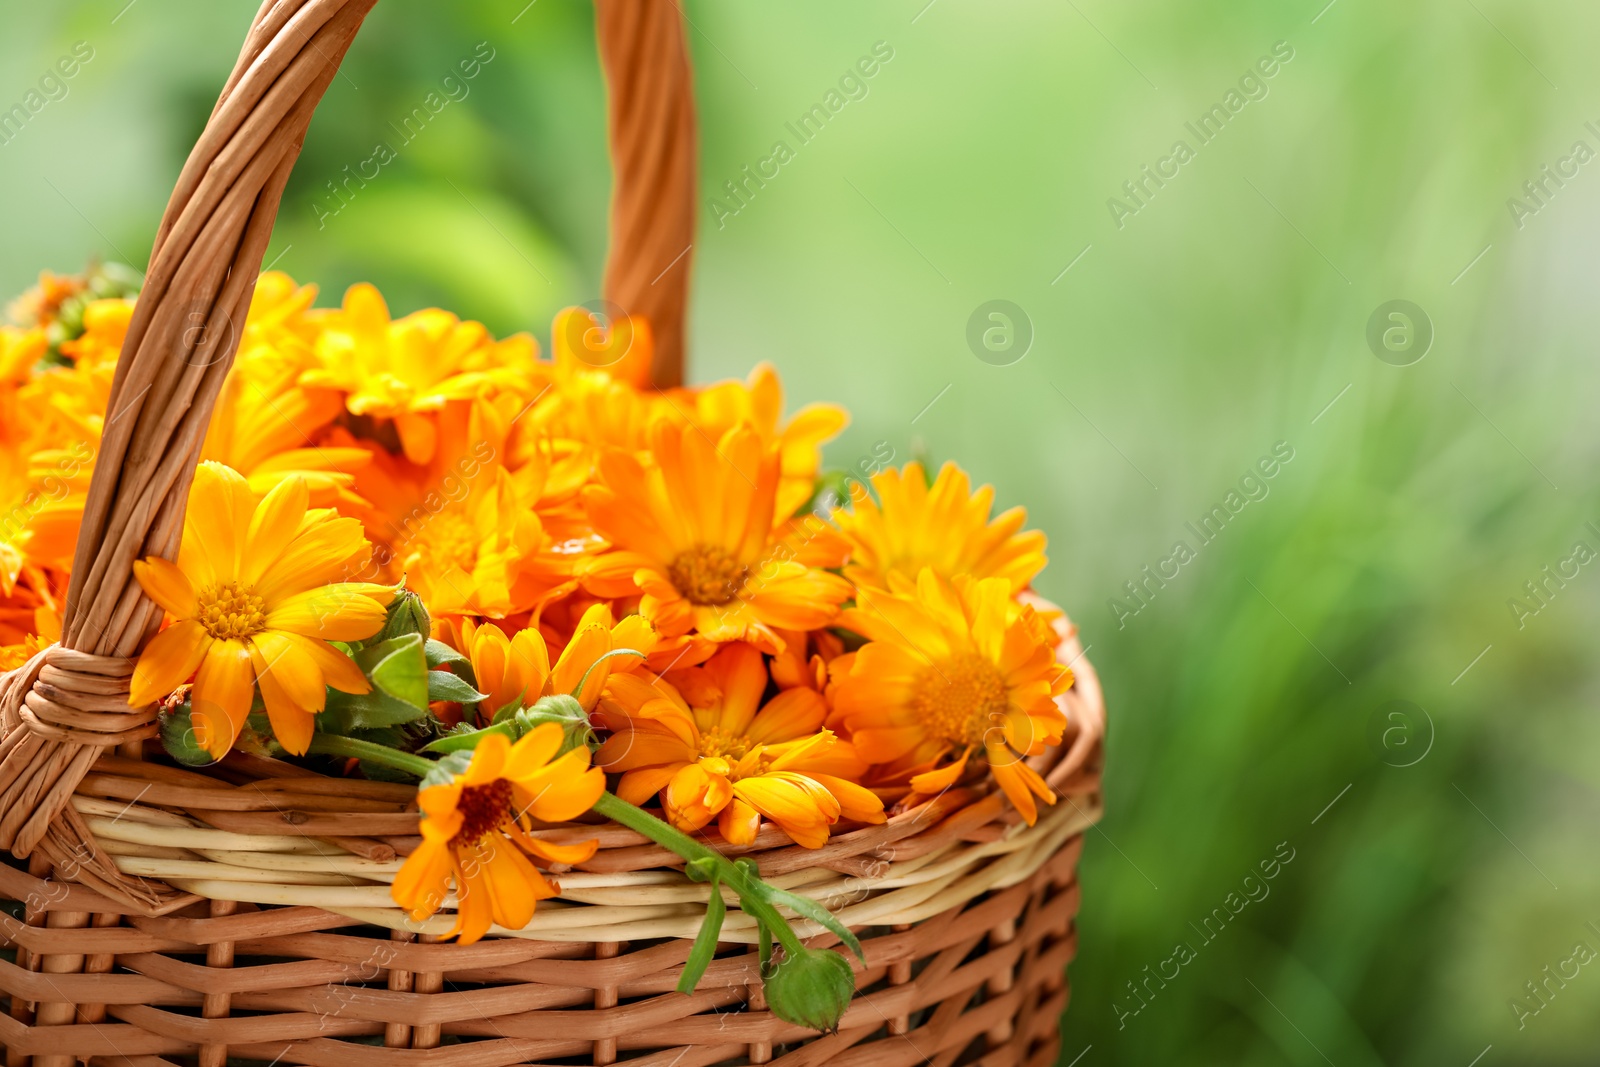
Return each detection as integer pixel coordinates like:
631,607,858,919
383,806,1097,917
580,420,852,654
834,461,1047,594
349,399,581,619
129,462,395,758
596,643,884,847
832,568,1071,825
302,283,540,464
686,363,849,520
391,724,603,944
445,603,653,721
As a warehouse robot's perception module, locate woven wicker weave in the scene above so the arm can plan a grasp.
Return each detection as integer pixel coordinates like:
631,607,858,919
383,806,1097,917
0,3,1107,1065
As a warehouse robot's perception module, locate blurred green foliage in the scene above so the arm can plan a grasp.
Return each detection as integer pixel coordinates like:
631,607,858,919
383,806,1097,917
3,1,1598,1063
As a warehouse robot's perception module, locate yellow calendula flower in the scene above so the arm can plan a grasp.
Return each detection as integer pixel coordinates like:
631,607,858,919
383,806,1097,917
686,363,849,521
201,272,371,509
241,271,322,365
580,420,853,654
203,348,370,510
832,568,1071,825
833,461,1047,594
0,325,45,383
391,724,603,944
596,642,884,847
0,326,48,450
130,462,395,758
303,283,539,464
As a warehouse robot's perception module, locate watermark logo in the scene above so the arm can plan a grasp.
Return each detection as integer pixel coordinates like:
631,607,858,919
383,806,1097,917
1366,299,1432,366
1366,699,1434,768
966,300,1031,366
558,299,633,369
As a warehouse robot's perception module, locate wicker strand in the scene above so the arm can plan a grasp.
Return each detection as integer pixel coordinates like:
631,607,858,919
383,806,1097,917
596,0,698,389
382,929,415,1049
198,899,239,1067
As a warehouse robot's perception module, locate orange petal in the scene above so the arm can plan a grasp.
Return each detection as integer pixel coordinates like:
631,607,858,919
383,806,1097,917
909,747,970,797
191,639,255,759
130,621,211,707
132,558,197,618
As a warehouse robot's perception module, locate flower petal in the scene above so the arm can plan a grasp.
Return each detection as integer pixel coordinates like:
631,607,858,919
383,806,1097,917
191,639,255,759
264,585,389,641
132,558,197,619
130,621,211,707
242,474,311,586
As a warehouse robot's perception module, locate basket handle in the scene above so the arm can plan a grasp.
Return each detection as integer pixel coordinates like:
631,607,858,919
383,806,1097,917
598,0,698,388
0,0,699,890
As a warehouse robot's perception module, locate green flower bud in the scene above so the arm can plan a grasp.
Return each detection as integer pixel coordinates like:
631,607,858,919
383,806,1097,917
158,695,215,768
762,946,856,1034
515,693,594,753
374,588,431,644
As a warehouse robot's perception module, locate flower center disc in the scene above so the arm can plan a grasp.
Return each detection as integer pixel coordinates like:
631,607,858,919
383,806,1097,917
909,653,1013,748
450,778,514,847
698,727,752,761
668,544,748,606
414,511,480,572
196,581,268,641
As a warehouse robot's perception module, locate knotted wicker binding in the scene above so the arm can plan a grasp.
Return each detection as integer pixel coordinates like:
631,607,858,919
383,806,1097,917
0,3,1107,1065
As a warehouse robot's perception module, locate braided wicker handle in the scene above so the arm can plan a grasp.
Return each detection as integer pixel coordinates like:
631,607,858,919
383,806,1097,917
0,0,698,898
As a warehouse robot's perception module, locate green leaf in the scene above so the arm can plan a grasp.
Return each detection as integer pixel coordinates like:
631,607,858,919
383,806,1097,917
424,638,473,675
318,687,430,734
360,634,428,709
677,877,726,995
764,887,864,963
427,670,487,704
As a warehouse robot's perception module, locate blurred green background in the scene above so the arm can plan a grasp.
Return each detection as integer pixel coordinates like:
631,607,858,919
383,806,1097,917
3,1,1597,1063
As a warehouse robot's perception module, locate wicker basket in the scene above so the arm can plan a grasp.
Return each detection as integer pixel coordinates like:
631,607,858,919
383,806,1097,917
0,3,1107,1065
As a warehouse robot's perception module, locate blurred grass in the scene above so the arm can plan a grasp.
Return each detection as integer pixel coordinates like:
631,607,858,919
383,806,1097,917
4,0,1599,1062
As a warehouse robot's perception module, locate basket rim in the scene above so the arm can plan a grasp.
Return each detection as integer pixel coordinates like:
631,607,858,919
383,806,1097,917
21,600,1105,940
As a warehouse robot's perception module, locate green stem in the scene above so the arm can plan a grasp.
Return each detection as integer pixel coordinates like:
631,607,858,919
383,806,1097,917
593,792,806,955
308,734,435,778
